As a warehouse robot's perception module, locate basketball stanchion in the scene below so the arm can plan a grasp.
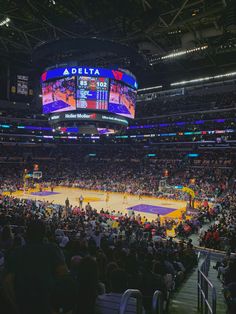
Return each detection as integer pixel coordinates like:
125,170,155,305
33,171,43,192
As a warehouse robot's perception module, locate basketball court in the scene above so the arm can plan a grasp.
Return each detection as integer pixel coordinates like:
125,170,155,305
7,186,187,221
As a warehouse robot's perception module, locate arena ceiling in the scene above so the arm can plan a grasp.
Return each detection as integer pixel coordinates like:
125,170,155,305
0,0,236,86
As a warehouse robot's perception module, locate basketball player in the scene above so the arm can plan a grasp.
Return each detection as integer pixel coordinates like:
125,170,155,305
123,192,128,204
50,182,54,192
64,197,70,217
138,191,142,200
9,186,14,196
79,195,84,209
105,192,110,207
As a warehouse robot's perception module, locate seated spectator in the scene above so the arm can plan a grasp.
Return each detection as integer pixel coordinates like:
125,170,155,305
224,282,236,314
3,220,69,314
224,257,236,286
75,256,101,314
140,259,167,312
95,268,145,314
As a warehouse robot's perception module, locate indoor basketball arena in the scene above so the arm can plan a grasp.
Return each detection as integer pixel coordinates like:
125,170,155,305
0,1,236,314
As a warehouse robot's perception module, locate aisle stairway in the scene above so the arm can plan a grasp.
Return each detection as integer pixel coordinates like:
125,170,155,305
168,266,199,314
207,259,227,314
168,255,227,314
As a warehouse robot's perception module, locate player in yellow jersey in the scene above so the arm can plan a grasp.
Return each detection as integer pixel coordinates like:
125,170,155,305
105,192,110,204
123,192,128,204
105,192,110,208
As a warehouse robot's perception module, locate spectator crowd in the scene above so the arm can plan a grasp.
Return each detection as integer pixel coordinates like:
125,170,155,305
0,195,197,314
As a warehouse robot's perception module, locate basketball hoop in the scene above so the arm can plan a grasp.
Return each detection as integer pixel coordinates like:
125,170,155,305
33,171,43,179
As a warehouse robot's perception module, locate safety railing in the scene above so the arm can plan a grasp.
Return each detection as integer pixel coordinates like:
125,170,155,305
119,289,163,314
152,290,163,314
119,289,143,314
197,254,217,314
201,253,210,276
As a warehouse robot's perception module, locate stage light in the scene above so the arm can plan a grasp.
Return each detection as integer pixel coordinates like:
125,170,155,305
0,17,10,27
49,0,56,6
43,135,53,139
138,85,162,92
161,45,208,60
150,45,208,62
171,71,236,86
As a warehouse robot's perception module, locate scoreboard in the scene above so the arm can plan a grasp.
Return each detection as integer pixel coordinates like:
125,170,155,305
41,66,137,118
77,76,109,110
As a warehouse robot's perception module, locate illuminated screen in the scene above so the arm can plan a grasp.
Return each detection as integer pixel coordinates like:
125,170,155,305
97,128,115,135
108,79,136,118
42,76,76,114
77,76,109,110
42,72,136,118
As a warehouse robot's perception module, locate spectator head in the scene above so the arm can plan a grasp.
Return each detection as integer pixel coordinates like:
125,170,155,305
75,256,99,314
109,269,128,293
51,276,77,314
76,256,98,288
70,255,82,275
229,257,236,271
26,220,46,243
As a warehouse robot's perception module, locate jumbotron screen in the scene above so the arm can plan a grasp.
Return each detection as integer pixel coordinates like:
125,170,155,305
77,76,109,110
42,76,76,114
108,80,136,119
41,66,137,118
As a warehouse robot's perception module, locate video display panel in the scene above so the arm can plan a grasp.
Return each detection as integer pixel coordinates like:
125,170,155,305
42,76,76,114
42,72,136,118
108,79,136,119
77,76,109,110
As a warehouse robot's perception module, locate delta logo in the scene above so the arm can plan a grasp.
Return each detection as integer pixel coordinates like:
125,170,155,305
62,67,100,76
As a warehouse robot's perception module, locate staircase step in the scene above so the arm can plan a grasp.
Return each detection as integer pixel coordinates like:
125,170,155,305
168,258,227,314
207,260,227,314
168,267,199,313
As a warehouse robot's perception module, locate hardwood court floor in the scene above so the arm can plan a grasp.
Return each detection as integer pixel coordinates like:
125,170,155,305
8,186,187,221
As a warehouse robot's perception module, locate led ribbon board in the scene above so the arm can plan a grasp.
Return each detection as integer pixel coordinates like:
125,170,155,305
49,111,129,126
41,66,138,89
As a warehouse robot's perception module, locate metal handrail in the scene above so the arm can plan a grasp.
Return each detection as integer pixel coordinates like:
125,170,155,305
152,290,163,314
119,289,143,314
197,254,217,314
197,251,201,262
200,253,210,276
